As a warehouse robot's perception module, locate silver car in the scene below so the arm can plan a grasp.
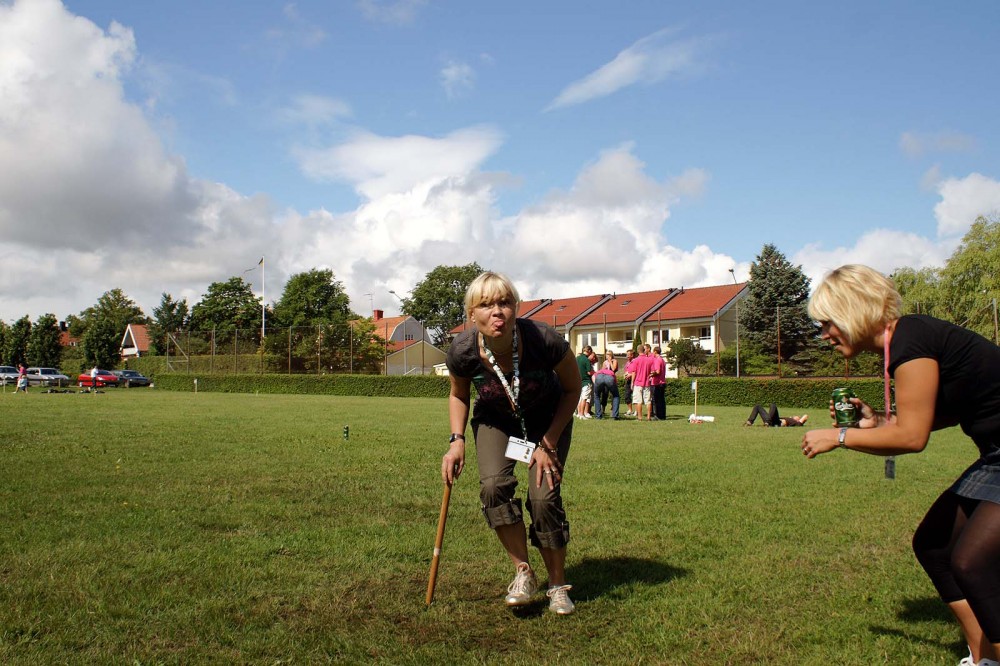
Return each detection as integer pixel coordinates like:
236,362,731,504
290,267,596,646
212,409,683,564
25,367,71,387
0,365,19,385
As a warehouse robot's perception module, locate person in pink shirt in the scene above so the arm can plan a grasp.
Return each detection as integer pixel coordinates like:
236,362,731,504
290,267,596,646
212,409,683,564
630,345,653,421
649,345,667,421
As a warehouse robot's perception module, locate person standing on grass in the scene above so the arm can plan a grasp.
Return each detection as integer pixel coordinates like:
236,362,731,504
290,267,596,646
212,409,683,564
442,271,581,615
593,350,620,420
649,345,667,421
575,345,594,419
801,264,1000,666
623,349,636,416
631,344,653,421
16,363,28,394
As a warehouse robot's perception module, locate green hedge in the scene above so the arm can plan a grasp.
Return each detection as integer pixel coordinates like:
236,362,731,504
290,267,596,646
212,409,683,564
152,372,887,409
153,372,451,398
661,377,888,411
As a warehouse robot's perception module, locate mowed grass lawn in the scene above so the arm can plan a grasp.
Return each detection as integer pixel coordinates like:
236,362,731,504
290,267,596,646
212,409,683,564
0,388,976,664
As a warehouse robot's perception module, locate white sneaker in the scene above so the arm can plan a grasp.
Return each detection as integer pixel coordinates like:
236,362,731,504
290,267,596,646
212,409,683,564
505,562,537,607
583,413,592,419
546,584,575,615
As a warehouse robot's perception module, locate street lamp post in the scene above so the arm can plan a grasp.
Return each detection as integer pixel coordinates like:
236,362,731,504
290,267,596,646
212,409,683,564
729,269,740,378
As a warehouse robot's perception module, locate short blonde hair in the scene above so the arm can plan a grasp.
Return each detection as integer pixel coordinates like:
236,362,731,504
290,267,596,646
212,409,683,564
808,264,902,345
464,271,521,318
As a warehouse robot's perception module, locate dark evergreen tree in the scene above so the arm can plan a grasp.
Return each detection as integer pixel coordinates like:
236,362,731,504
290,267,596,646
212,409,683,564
738,244,813,372
148,293,189,355
81,317,121,370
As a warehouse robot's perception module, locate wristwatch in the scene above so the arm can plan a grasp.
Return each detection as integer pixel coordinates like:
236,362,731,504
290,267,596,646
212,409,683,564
449,433,466,444
838,427,848,448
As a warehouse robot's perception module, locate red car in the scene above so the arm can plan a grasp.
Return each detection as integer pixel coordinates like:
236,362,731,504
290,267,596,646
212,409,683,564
78,369,120,388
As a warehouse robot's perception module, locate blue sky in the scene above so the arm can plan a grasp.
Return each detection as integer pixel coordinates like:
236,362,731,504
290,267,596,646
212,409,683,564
2,0,999,322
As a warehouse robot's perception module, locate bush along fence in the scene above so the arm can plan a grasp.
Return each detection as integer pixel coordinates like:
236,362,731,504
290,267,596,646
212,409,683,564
152,372,888,411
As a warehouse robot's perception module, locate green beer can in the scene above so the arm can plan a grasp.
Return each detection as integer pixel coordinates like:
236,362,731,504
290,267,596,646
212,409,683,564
833,387,859,427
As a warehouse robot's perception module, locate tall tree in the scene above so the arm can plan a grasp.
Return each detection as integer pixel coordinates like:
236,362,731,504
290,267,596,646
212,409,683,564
70,288,147,340
148,293,189,355
891,266,943,317
938,215,1000,342
271,269,351,328
0,321,8,365
403,263,484,345
7,316,31,367
189,277,262,341
27,314,63,368
738,244,813,371
265,269,383,373
81,317,121,369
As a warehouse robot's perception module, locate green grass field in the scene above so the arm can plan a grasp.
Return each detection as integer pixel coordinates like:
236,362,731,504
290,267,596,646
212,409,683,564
0,388,977,664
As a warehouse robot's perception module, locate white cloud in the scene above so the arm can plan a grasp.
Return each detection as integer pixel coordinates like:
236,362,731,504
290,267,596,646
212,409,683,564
900,130,977,158
357,0,428,25
546,27,716,111
933,173,1000,237
292,126,504,199
0,0,283,320
794,229,954,289
440,60,476,99
279,94,352,128
265,2,327,51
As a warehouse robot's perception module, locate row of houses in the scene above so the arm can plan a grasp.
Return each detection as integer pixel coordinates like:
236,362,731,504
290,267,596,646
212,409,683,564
381,281,748,378
106,281,748,379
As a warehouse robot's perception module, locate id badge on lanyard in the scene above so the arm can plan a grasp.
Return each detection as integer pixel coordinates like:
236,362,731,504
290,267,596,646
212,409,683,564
482,327,535,464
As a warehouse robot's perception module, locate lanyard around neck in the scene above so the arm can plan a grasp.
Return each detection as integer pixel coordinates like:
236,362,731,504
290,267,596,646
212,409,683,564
481,324,527,435
883,323,892,416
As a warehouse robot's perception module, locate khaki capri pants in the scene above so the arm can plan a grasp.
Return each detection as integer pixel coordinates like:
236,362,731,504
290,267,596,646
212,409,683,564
473,421,571,549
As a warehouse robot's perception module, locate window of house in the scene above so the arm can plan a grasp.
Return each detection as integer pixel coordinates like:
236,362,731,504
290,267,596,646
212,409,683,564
699,326,711,339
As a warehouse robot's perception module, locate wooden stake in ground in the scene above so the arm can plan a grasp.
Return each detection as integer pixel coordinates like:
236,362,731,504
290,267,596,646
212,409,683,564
425,482,453,606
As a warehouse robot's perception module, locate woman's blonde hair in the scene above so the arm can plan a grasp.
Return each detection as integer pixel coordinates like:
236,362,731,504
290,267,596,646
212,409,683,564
464,271,521,318
808,264,902,345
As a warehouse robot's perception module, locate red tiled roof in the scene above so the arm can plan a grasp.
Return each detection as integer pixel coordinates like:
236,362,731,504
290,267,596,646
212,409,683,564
524,295,607,329
575,289,673,326
127,324,151,352
650,283,746,321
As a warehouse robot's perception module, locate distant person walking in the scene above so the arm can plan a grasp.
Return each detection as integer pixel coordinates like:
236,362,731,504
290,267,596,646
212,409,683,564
16,363,28,394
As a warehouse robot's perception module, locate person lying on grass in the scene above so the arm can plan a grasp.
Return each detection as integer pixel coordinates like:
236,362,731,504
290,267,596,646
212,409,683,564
743,403,808,427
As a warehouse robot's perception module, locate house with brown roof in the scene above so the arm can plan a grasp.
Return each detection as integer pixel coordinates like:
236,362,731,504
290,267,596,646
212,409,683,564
120,323,151,359
445,282,747,377
373,310,446,375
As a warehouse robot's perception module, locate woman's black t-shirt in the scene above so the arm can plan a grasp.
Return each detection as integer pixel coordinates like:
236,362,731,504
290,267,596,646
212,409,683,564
889,314,1000,451
446,319,570,436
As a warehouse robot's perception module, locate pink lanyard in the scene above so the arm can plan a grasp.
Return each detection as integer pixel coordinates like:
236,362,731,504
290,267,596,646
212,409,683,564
884,324,892,417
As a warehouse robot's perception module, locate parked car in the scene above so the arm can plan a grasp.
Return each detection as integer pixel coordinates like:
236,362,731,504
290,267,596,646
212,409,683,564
112,369,151,387
26,367,71,387
0,365,19,385
78,369,119,388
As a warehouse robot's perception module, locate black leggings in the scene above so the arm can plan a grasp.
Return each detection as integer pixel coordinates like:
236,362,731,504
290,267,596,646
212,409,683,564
746,403,779,426
913,490,1000,641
